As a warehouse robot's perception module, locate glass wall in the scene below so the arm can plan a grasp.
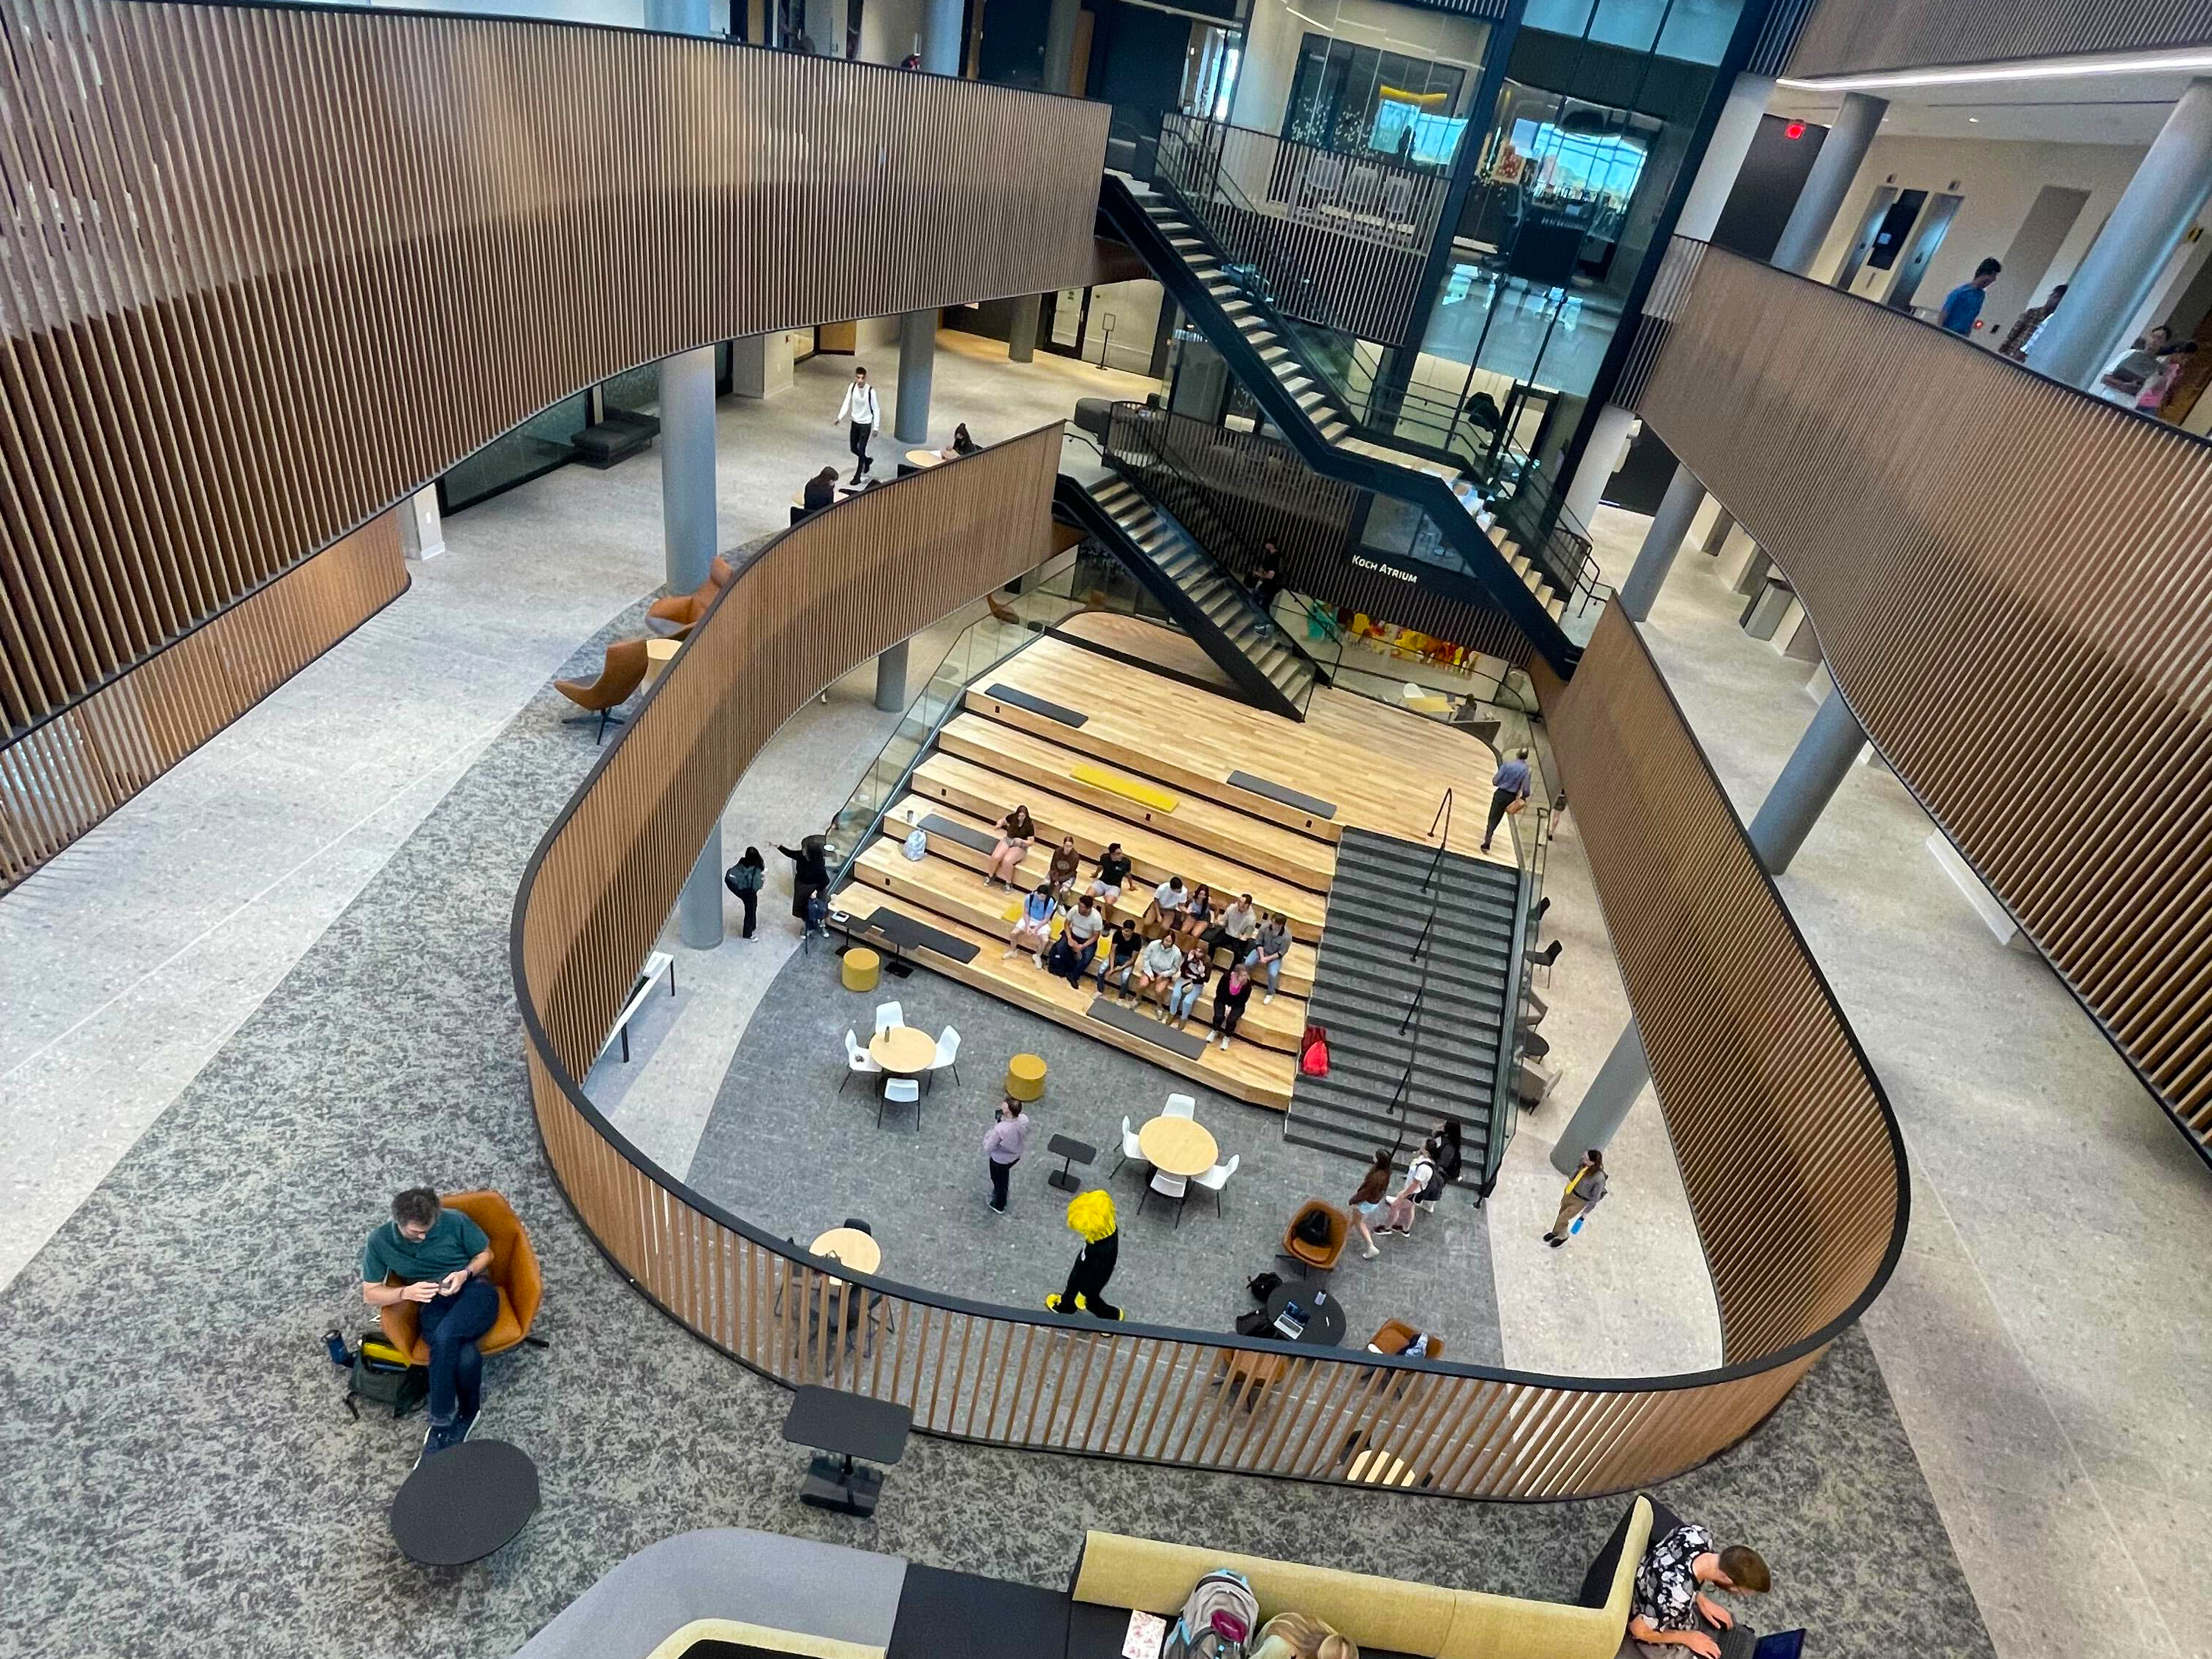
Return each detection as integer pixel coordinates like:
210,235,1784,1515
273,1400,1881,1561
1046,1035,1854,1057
1396,0,1747,496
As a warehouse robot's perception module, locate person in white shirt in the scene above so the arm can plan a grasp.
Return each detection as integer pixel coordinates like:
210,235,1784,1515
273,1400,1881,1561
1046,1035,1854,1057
1146,876,1189,936
833,366,881,481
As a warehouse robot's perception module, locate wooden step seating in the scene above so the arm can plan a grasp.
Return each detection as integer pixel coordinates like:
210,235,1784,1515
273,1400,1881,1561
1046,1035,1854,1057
897,757,1329,943
972,634,1510,864
935,714,1337,891
876,795,1320,996
849,837,1311,1052
829,884,1298,1110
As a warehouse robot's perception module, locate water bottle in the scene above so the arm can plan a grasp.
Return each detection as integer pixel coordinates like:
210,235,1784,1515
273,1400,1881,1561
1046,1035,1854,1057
322,1326,352,1370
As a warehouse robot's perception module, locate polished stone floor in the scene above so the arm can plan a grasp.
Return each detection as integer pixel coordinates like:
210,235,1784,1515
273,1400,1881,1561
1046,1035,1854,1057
1606,500,2212,1659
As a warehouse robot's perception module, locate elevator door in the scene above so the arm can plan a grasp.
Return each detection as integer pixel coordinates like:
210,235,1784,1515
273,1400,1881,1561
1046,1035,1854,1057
1832,186,1901,289
1882,193,1964,313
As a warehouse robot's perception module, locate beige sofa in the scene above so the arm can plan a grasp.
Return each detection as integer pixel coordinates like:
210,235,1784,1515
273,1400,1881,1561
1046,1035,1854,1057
1069,1496,1648,1659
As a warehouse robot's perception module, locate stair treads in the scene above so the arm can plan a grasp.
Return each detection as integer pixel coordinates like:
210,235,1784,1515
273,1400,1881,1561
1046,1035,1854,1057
830,882,1295,1110
917,813,997,854
1227,771,1337,820
891,778,1327,945
1087,996,1211,1059
984,682,1087,728
935,714,1335,891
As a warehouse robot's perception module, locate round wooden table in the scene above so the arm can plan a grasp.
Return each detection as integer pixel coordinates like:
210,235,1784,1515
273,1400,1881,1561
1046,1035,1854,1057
1138,1115,1217,1179
868,1026,936,1077
810,1226,883,1276
643,637,680,684
904,448,945,470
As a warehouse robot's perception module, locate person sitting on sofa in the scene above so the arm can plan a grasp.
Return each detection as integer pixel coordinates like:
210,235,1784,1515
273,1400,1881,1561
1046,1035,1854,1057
1251,1611,1357,1659
361,1186,497,1460
1628,1514,1770,1658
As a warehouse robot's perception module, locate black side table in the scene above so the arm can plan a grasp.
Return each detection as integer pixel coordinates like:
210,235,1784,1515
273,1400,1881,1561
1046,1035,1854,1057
389,1439,540,1565
783,1385,913,1517
1046,1134,1096,1192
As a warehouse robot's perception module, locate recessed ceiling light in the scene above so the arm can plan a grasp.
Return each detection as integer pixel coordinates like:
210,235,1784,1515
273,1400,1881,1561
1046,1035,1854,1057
1779,43,2212,91
1967,116,1980,122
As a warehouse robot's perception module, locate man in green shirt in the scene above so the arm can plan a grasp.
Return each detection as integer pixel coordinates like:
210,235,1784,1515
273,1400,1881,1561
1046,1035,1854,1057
361,1187,497,1458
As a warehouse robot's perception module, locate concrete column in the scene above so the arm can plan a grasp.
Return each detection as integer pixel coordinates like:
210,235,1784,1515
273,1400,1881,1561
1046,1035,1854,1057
1561,403,1637,527
1617,465,1705,621
658,346,718,596
1007,295,1042,363
678,826,726,949
1745,688,1866,874
1700,507,1736,554
1549,1022,1649,1175
644,0,713,31
2026,80,2212,389
919,0,961,73
894,310,936,445
1042,0,1080,94
730,333,794,400
1676,73,1777,241
1770,92,1888,279
874,639,911,712
395,486,444,561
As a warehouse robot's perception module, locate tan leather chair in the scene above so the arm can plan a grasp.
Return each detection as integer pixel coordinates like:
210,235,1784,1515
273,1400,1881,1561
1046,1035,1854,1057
1368,1318,1443,1360
378,1189,545,1363
556,637,650,742
1281,1200,1350,1276
647,554,736,639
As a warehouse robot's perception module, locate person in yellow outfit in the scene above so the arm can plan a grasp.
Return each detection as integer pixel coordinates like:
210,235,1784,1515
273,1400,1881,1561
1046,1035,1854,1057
1046,1190,1121,1320
1545,1149,1607,1248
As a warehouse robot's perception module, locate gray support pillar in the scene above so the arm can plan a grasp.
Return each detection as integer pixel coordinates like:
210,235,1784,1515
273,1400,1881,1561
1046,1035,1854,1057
1745,689,1867,875
1562,402,1638,528
658,346,717,596
1676,73,1776,241
919,0,961,73
1700,507,1736,554
1770,93,1888,278
874,639,910,713
894,310,935,445
644,0,712,31
678,826,726,948
1042,0,1079,94
2025,79,2212,389
1007,295,1042,363
1617,465,1706,621
1550,1022,1649,1175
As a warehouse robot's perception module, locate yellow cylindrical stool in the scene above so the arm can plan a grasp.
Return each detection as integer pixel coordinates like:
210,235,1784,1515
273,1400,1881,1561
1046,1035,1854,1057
1004,1053,1047,1102
841,947,881,993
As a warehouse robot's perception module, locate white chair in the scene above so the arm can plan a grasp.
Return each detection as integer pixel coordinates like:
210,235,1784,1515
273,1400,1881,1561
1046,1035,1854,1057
1164,1093,1197,1120
874,1000,905,1037
1111,1114,1147,1179
1141,1168,1190,1226
927,1025,961,1091
841,1029,882,1093
880,1076,920,1130
1193,1153,1239,1218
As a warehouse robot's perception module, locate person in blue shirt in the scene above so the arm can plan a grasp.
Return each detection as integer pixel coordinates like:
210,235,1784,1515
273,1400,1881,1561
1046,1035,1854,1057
1938,257,2003,335
361,1188,497,1460
1481,748,1533,853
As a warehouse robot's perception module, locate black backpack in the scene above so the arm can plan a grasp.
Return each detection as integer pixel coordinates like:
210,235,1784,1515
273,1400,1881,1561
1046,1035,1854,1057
1295,1208,1332,1247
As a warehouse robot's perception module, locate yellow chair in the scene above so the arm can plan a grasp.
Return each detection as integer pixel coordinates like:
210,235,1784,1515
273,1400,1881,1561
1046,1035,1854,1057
842,947,881,992
1006,1054,1047,1102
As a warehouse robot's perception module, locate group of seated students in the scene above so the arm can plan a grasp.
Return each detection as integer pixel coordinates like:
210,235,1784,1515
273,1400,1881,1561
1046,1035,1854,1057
1344,1121,1464,1259
985,807,1291,1051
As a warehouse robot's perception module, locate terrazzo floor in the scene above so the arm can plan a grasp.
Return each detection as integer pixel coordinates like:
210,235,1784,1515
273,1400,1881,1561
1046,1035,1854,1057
0,595,1997,1659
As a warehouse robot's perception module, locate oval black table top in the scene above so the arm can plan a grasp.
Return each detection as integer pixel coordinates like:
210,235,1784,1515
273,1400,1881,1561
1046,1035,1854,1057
1262,1281,1347,1348
389,1438,540,1566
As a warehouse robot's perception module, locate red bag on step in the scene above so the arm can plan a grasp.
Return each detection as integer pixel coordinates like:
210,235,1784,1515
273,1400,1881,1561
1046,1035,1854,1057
1299,1023,1330,1077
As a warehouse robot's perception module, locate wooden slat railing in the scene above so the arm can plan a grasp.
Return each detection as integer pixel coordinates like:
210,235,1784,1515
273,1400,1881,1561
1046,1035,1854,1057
1784,0,2212,80
0,0,1107,885
1638,246,2212,1158
512,437,1907,1500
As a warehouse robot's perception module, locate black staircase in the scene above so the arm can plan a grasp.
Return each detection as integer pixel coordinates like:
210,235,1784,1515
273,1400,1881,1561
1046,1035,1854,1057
1289,827,1523,1177
1056,473,1323,720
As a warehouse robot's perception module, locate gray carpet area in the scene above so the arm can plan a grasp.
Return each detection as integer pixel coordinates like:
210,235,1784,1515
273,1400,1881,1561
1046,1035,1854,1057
0,601,1997,1659
684,949,1503,1358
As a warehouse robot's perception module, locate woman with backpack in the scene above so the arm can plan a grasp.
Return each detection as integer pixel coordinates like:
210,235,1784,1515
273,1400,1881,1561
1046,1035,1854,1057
723,846,766,939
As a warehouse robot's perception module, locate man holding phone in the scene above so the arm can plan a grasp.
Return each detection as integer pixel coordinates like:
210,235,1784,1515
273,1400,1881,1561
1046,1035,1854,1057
361,1187,497,1459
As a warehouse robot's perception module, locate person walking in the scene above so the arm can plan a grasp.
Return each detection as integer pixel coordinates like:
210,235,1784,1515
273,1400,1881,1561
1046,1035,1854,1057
1544,1150,1607,1247
833,365,881,481
1046,1190,1122,1319
1936,257,2001,336
723,845,766,939
1481,748,1532,852
983,1095,1030,1214
776,835,830,923
1999,282,2065,360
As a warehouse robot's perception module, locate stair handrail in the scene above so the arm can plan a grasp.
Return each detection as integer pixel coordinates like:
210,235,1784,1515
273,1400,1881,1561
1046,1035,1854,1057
1425,787,1454,894
1482,804,1551,1189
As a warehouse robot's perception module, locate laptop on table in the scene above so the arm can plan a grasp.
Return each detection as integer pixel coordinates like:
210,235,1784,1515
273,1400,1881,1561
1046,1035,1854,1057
1716,1627,1805,1659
